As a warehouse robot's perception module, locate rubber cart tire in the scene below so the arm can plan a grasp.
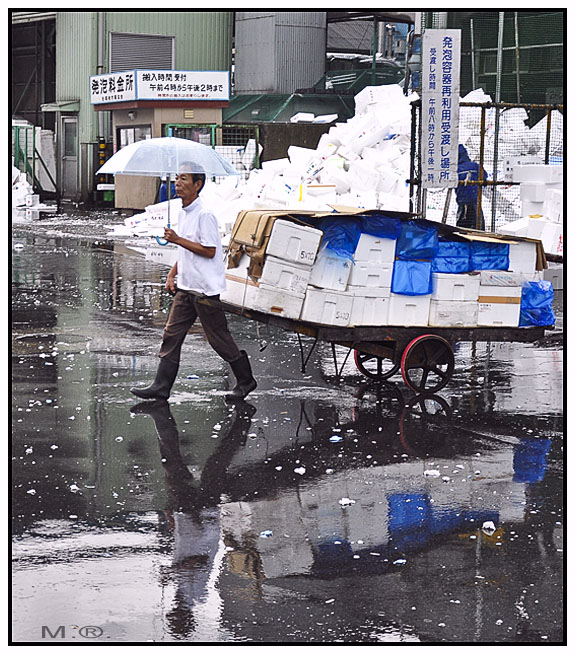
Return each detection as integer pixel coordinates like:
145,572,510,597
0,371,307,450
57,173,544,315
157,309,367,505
354,350,400,381
400,334,455,393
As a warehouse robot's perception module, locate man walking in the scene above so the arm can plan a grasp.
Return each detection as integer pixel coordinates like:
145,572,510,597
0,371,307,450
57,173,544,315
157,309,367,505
131,163,257,402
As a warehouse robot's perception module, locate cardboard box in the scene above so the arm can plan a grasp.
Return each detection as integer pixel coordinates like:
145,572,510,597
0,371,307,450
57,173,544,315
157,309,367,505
429,300,479,327
348,260,394,288
309,248,352,291
431,273,480,301
266,219,323,266
387,294,431,326
300,287,353,326
477,285,522,327
349,288,391,326
353,233,397,262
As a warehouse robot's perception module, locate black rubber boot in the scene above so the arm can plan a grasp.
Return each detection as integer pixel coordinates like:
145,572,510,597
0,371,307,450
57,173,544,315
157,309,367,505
225,351,257,401
130,358,179,400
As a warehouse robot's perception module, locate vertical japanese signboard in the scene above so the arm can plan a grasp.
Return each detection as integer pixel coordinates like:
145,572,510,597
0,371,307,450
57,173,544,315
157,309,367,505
421,29,461,189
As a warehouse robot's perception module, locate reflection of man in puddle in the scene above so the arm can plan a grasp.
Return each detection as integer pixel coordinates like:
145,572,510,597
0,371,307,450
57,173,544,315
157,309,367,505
131,400,257,638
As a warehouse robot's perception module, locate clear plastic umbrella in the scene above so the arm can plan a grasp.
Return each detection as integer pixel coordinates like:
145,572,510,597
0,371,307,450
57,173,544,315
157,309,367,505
97,136,239,177
97,137,239,245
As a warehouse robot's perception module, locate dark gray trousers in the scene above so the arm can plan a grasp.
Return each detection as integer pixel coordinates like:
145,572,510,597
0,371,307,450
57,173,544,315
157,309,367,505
159,291,241,365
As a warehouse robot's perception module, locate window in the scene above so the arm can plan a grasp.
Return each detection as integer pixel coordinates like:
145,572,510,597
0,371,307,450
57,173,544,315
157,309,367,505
110,32,174,72
118,125,152,148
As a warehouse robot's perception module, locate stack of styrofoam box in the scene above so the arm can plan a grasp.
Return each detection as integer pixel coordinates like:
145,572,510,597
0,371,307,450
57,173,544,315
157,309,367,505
300,246,354,326
512,164,563,217
350,233,395,326
221,219,323,320
428,273,481,327
477,271,524,327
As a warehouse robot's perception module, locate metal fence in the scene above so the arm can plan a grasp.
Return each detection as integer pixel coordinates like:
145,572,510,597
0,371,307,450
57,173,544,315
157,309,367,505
410,100,563,231
165,123,260,181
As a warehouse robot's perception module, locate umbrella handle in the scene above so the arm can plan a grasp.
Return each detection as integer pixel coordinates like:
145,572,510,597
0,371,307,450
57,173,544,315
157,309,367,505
155,236,170,247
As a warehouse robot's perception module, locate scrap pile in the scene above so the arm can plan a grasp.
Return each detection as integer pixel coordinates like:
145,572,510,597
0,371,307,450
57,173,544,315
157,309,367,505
223,209,554,329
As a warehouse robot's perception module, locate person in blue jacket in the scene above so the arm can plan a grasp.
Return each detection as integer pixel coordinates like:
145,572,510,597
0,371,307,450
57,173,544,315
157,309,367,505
456,144,487,230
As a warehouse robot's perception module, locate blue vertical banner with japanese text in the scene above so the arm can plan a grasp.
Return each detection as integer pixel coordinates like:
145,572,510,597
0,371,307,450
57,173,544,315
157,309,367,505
421,29,461,189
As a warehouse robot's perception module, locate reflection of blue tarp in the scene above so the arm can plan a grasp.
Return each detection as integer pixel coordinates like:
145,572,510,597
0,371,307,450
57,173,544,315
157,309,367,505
519,280,556,326
513,438,551,483
470,241,509,271
432,240,471,274
388,493,499,551
397,221,439,260
391,260,433,295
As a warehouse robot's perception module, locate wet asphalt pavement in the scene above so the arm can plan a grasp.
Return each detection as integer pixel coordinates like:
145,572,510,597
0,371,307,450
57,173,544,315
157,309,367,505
11,211,564,643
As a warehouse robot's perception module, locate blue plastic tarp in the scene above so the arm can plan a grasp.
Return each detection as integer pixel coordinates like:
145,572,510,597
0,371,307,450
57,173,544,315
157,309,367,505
470,241,509,271
391,260,433,295
432,240,471,273
519,280,555,326
396,221,439,260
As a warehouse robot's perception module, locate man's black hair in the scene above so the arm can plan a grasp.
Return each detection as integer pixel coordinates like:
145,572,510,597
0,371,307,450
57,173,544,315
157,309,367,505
179,162,206,194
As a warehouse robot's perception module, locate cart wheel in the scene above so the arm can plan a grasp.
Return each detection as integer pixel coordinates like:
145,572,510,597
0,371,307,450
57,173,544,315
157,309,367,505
400,334,455,394
354,350,400,381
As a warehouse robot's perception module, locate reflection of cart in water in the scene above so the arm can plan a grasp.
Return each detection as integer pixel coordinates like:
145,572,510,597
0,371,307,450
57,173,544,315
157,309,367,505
197,295,550,394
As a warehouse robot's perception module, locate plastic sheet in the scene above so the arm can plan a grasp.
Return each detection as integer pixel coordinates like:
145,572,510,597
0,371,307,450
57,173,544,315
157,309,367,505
360,214,402,240
396,221,439,260
519,280,556,326
391,259,433,295
317,217,362,260
470,241,509,271
432,241,471,273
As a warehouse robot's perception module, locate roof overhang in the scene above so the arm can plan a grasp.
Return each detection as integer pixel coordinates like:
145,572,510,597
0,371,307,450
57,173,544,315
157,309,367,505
41,100,80,113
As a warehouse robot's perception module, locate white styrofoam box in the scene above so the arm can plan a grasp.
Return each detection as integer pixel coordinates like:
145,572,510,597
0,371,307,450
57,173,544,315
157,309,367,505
300,287,353,326
221,276,304,320
387,294,431,326
259,256,312,296
512,164,563,184
508,240,537,274
502,156,541,182
477,285,522,327
347,160,382,192
349,287,391,326
353,233,397,263
429,300,479,327
348,260,394,288
479,270,541,286
520,182,547,203
498,217,529,238
538,221,563,256
543,263,563,290
25,194,39,206
431,273,480,302
265,219,323,266
543,187,563,223
251,283,305,320
309,248,352,292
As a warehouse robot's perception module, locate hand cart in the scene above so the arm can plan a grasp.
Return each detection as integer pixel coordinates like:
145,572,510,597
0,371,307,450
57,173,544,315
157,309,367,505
197,295,551,395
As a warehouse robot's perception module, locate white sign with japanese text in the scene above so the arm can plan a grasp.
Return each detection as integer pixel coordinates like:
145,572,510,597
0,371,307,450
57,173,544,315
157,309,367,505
90,71,136,104
421,29,461,189
136,70,229,101
90,70,230,104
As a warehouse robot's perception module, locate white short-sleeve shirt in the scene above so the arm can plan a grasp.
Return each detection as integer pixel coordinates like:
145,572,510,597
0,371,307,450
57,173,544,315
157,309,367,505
175,196,226,296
